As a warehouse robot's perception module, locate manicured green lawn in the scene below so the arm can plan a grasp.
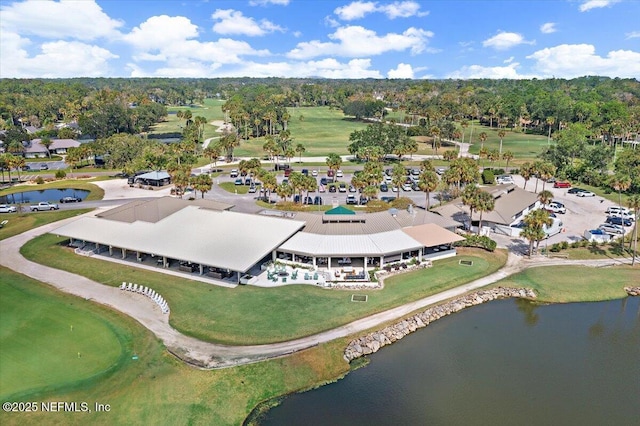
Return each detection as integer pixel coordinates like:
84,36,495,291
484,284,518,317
491,265,637,303
150,98,227,140
0,268,349,426
466,125,549,164
0,209,92,241
218,181,250,194
20,234,507,345
0,268,125,400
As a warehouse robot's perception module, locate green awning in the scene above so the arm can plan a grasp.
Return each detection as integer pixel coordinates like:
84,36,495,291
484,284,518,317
324,205,355,215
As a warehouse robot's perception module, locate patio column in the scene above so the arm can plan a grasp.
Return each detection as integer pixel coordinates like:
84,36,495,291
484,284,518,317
237,272,240,284
379,255,384,267
136,251,141,262
199,264,204,275
95,242,99,250
292,253,296,262
122,248,126,259
109,245,113,255
418,249,422,262
364,256,368,274
70,238,74,245
327,257,332,269
313,257,317,267
163,256,167,267
272,251,277,261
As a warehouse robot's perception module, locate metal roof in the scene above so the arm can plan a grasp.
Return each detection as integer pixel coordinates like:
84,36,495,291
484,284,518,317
402,223,465,247
54,206,305,272
97,197,233,223
136,171,170,181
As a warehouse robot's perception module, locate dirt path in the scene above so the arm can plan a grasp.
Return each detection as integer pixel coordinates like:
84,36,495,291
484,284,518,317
1,217,632,368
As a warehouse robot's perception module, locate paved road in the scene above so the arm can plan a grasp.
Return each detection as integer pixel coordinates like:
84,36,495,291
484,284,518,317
1,215,633,369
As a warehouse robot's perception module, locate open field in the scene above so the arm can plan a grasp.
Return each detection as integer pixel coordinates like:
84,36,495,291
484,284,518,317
149,98,226,141
20,234,507,345
491,265,637,303
0,268,125,400
0,268,349,426
466,125,550,164
0,209,92,241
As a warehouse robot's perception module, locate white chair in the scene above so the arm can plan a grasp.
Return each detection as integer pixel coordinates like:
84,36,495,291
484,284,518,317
120,282,126,290
127,283,133,291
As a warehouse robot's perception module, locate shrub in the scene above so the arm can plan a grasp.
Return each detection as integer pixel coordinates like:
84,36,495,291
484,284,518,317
55,169,66,179
454,234,497,252
560,241,569,250
35,176,45,185
549,243,561,252
481,169,495,184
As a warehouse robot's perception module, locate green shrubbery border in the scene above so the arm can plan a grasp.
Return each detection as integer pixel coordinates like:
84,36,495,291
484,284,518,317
454,234,497,252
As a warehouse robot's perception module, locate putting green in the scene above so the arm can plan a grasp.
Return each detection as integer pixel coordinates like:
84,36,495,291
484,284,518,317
0,269,126,399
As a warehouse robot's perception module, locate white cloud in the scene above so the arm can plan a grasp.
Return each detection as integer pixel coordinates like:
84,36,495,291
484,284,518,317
249,0,290,5
527,44,640,78
388,63,414,78
0,0,123,41
211,9,284,36
540,22,557,34
579,0,620,12
626,31,640,39
124,15,199,50
334,1,377,20
447,63,528,79
483,31,533,50
287,25,433,59
1,35,118,78
503,56,515,64
334,1,427,21
122,14,270,73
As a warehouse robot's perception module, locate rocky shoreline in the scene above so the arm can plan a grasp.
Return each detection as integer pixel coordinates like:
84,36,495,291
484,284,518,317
625,286,640,296
344,287,536,362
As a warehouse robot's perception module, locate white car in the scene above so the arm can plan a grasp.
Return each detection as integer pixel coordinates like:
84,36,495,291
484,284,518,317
311,170,318,176
598,223,625,234
0,204,18,213
546,201,566,214
336,170,344,178
576,191,595,197
496,175,514,184
402,183,412,191
606,206,629,215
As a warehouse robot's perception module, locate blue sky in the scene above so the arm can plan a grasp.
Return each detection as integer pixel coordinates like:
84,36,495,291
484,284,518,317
1,0,639,79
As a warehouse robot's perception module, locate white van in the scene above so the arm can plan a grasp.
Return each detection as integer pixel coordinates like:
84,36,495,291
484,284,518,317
605,206,629,215
543,217,563,238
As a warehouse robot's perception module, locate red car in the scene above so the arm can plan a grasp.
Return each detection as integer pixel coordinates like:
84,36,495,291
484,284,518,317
553,181,571,188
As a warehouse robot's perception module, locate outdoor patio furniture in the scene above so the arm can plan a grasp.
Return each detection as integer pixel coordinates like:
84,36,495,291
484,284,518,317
291,269,298,279
313,273,318,280
304,273,310,280
282,277,287,283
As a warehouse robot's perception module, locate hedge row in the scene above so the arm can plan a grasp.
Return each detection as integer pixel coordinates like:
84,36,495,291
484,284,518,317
454,234,497,252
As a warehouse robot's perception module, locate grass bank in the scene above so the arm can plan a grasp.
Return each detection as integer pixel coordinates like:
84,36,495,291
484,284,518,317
0,209,92,241
491,264,637,303
20,233,506,345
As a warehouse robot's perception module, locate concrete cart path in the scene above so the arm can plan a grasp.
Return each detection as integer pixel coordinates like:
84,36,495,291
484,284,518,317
1,216,632,368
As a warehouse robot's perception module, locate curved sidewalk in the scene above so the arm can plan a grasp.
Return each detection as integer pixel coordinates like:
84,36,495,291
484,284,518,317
0,217,632,368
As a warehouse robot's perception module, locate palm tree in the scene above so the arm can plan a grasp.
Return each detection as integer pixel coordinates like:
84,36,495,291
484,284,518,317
326,153,342,181
626,194,640,265
289,171,305,203
478,132,488,149
497,129,506,155
391,163,405,199
261,172,277,203
538,190,554,206
203,144,221,168
295,143,306,163
276,182,293,202
520,162,533,190
418,169,439,209
192,174,212,198
532,161,545,192
40,137,53,159
538,162,556,191
475,190,495,235
284,147,295,164
460,119,469,144
609,173,631,209
430,126,441,154
502,150,514,170
420,158,434,171
462,184,480,231
263,137,278,163
522,209,553,257
546,116,555,146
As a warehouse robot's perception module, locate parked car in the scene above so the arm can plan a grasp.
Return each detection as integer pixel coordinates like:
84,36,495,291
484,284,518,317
329,185,337,193
320,177,328,185
248,185,257,193
554,181,572,188
0,204,18,213
234,178,243,185
546,201,566,214
576,190,595,197
567,187,587,194
606,206,630,215
436,167,446,175
609,211,635,221
348,185,357,193
380,183,389,192
598,223,625,234
411,182,420,191
40,163,49,170
411,168,420,176
313,196,323,205
496,175,514,185
21,165,31,171
311,170,318,176
336,170,343,178
30,201,59,211
402,183,412,191
59,196,82,203
318,185,326,193
284,169,292,177
293,195,301,203
606,216,632,227
244,177,251,185
346,194,357,205
338,183,347,192
301,169,309,176
304,196,313,205
230,169,239,178
327,170,335,177
392,186,399,192
359,196,368,205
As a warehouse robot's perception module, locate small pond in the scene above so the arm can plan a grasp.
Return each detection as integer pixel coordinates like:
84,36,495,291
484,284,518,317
0,188,90,204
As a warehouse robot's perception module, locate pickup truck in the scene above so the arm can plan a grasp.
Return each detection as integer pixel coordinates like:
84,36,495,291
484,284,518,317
31,201,60,211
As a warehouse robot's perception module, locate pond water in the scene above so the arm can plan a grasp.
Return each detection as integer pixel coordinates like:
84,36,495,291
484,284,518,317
0,188,90,204
259,297,640,426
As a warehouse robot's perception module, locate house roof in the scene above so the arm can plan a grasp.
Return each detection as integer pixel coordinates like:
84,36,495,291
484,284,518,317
432,185,539,226
54,205,305,273
25,138,80,153
402,223,465,247
96,197,232,224
136,171,171,181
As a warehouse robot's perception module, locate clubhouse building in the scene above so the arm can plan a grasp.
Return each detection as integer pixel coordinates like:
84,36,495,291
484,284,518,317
53,197,464,286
